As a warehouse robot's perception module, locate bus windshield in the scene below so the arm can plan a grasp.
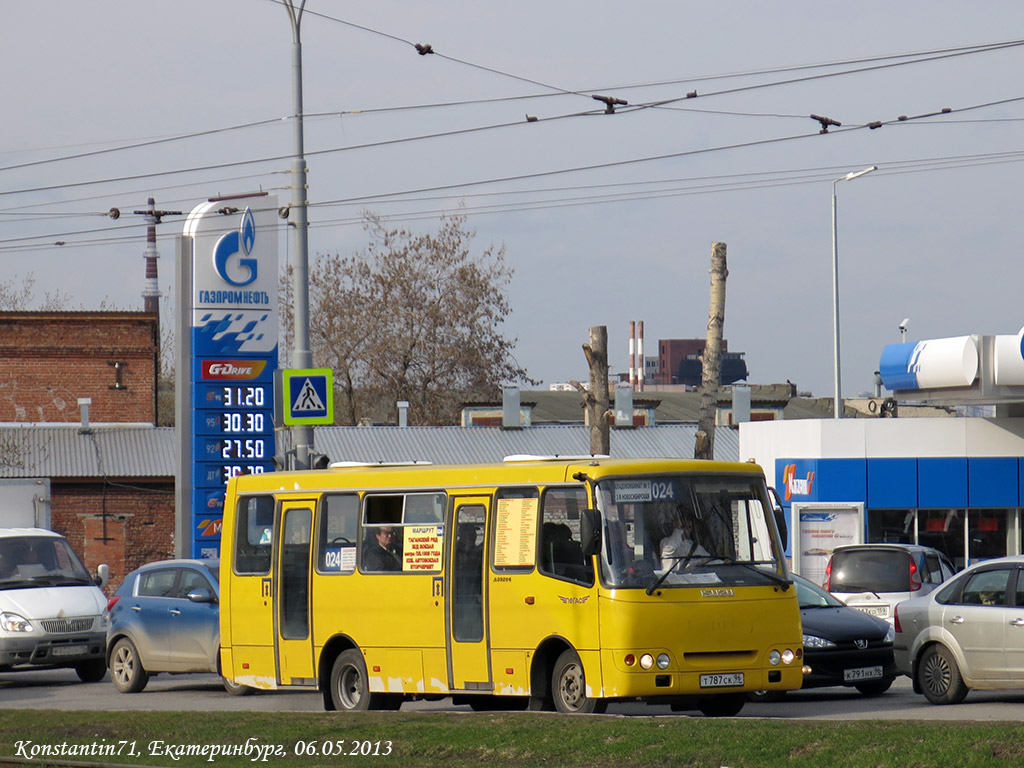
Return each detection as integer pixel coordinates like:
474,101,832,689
595,474,785,589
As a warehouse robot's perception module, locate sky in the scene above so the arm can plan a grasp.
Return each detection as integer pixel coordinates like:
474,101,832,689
5,2,1024,399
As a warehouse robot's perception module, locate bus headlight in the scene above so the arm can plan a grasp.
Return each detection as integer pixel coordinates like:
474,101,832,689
781,649,796,664
768,650,781,666
639,654,654,670
656,653,670,670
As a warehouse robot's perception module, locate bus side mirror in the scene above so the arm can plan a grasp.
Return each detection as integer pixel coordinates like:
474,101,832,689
579,509,601,558
767,487,788,545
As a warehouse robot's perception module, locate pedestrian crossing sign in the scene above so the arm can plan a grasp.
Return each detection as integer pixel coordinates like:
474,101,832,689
281,368,334,425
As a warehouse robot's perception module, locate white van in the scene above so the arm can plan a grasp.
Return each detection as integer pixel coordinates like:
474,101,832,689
0,528,109,681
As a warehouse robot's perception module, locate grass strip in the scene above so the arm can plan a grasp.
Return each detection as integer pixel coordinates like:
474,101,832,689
1,711,1022,768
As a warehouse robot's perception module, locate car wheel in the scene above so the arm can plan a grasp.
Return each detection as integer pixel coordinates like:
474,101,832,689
917,644,969,705
110,638,149,693
746,689,785,703
855,678,894,696
329,649,388,711
551,649,606,714
74,659,107,683
697,693,746,717
222,676,254,696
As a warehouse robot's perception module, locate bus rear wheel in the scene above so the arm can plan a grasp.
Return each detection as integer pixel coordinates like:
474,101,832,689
330,649,388,711
551,649,606,714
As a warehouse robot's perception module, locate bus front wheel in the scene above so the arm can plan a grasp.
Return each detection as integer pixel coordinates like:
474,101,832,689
330,649,385,711
551,649,606,714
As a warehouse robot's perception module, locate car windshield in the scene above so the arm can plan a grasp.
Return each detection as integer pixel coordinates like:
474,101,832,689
0,536,93,588
595,473,785,589
830,549,911,592
794,575,845,608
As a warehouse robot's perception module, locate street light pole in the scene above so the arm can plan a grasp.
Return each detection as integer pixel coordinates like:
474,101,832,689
284,0,313,468
831,165,876,419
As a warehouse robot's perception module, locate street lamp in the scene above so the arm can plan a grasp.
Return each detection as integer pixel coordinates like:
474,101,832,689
283,0,314,467
831,165,876,419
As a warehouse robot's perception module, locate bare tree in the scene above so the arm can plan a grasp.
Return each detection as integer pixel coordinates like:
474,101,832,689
282,211,536,425
696,242,727,460
0,273,73,311
576,326,610,456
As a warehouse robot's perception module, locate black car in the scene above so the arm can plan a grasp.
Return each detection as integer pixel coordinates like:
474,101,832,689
749,573,898,702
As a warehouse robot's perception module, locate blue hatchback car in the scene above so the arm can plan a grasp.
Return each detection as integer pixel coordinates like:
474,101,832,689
105,559,249,694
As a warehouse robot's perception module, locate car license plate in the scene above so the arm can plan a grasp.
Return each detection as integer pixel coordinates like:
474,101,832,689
50,646,87,657
852,604,889,618
700,673,744,688
843,666,882,682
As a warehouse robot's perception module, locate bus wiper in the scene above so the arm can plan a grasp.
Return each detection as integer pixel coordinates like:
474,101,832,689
646,541,700,595
735,561,792,590
646,557,681,595
688,554,793,591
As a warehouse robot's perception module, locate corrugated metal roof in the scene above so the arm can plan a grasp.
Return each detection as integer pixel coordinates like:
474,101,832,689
0,425,177,479
0,423,739,480
309,424,740,466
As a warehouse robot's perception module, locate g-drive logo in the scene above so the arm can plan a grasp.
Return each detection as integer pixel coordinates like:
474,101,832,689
214,207,257,287
783,464,814,500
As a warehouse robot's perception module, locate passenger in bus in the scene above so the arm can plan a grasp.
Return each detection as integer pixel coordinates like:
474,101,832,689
363,527,402,572
660,517,709,569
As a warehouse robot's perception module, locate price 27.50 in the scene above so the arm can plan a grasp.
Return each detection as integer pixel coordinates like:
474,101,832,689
221,438,266,460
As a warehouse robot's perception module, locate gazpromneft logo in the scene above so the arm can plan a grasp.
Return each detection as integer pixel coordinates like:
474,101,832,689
202,360,267,380
783,463,815,500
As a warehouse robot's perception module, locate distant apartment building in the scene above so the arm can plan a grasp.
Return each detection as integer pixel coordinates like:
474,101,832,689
652,338,749,387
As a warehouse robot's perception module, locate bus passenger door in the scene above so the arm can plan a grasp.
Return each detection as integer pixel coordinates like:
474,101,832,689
447,498,490,691
275,501,316,686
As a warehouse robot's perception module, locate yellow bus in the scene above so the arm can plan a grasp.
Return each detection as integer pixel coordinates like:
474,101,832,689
219,456,802,716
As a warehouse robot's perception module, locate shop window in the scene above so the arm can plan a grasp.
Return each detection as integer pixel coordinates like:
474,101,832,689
867,509,913,544
969,509,1006,564
917,509,965,571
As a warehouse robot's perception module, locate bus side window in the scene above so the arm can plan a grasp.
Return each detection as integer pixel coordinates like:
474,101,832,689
235,495,275,575
318,494,359,574
492,488,540,573
538,488,594,587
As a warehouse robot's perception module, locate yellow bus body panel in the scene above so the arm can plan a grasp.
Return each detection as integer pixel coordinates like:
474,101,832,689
219,457,801,701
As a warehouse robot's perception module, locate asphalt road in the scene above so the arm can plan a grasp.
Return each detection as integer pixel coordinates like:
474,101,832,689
3,670,1024,720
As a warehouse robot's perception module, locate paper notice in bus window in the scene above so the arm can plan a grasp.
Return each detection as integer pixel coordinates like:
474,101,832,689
403,525,444,572
494,498,538,567
614,480,653,503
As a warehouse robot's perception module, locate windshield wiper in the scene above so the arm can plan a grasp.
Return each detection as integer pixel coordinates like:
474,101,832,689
646,540,702,595
646,556,682,595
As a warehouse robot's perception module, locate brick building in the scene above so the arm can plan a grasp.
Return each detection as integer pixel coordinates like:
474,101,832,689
0,311,158,423
0,312,174,591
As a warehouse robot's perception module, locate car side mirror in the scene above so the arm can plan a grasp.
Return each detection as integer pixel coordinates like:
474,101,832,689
187,587,215,604
94,563,109,589
579,509,601,559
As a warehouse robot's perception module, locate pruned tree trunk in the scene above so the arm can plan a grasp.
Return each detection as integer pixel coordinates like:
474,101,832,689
580,326,610,456
696,242,728,460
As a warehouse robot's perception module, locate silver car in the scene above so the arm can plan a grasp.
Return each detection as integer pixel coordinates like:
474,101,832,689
825,543,955,624
894,555,1024,704
105,559,249,694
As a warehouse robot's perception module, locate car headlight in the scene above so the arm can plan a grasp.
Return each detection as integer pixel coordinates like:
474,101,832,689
0,612,33,633
884,624,895,644
802,634,836,650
